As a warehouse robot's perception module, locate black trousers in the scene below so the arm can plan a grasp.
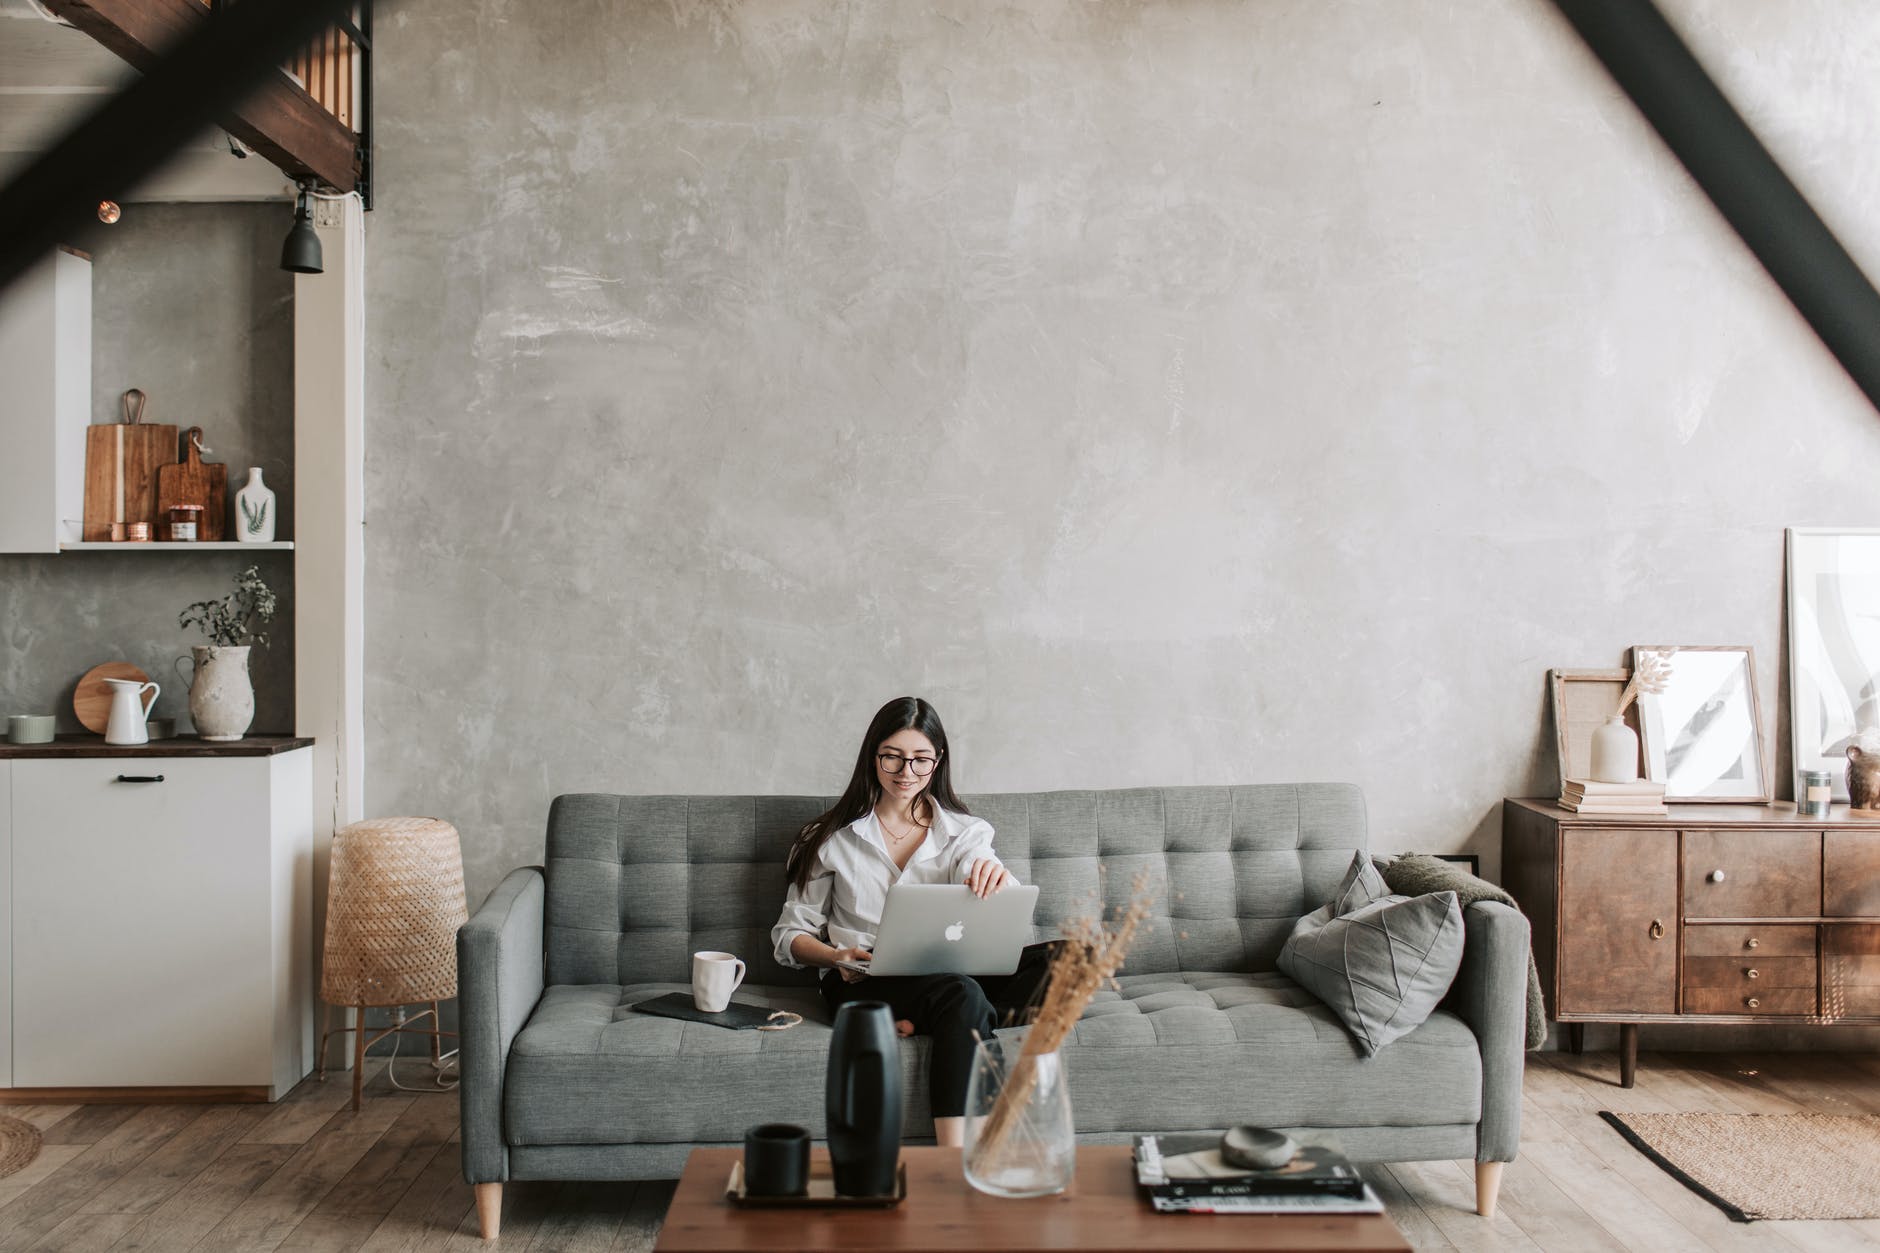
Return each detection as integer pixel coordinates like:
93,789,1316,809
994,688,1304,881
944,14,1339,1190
818,941,1058,1119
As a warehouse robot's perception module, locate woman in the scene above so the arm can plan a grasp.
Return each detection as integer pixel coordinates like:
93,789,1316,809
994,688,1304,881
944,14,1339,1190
771,696,1053,1147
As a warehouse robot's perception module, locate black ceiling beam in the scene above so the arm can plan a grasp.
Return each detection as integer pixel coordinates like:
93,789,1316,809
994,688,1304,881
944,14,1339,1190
1550,0,1880,417
0,0,356,292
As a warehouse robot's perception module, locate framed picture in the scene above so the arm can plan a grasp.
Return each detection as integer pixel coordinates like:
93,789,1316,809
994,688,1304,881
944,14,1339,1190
1632,645,1768,802
1548,668,1637,787
1787,528,1880,801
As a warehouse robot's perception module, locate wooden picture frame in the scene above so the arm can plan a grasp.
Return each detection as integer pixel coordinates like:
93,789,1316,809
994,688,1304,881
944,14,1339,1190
1548,668,1638,788
1632,645,1769,803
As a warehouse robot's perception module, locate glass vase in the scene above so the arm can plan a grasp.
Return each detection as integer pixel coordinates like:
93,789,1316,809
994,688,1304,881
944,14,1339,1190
962,1035,1074,1198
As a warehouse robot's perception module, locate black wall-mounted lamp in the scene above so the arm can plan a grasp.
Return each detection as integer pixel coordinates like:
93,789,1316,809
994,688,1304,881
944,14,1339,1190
280,181,323,274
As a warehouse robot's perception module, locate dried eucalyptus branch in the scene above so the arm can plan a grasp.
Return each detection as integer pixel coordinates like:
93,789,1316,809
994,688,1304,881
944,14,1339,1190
178,564,277,648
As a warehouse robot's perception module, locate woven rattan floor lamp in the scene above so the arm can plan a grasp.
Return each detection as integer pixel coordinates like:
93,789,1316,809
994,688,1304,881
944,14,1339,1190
318,816,469,1111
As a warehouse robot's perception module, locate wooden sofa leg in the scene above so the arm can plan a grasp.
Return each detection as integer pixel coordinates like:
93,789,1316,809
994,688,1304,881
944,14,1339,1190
475,1182,502,1240
1475,1161,1503,1218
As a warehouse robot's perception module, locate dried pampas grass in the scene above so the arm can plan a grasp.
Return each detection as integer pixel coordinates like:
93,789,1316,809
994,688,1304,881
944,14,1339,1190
967,869,1160,1167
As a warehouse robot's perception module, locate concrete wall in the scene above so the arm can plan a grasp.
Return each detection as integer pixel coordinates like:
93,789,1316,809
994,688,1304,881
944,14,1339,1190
0,204,295,734
366,0,1880,912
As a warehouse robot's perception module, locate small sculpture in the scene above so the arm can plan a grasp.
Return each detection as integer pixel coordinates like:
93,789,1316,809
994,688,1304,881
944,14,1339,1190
1848,731,1880,811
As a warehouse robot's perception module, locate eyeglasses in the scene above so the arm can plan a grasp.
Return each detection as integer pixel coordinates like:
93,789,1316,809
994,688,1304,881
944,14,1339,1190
877,752,938,776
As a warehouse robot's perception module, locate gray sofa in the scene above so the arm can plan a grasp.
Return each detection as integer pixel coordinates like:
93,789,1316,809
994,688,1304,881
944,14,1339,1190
459,783,1527,1238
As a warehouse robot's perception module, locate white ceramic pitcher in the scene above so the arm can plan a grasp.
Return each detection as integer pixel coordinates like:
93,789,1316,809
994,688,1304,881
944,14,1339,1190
103,677,160,746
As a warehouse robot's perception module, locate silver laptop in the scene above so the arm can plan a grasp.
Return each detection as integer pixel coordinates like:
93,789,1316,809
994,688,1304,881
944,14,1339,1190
836,883,1040,977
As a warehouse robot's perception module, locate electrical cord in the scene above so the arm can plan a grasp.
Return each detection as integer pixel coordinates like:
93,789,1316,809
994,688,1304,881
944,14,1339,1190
384,1010,461,1094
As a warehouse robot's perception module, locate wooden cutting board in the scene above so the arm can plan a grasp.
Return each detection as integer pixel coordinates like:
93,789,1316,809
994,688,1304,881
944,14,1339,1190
83,406,178,541
74,661,152,734
156,426,227,541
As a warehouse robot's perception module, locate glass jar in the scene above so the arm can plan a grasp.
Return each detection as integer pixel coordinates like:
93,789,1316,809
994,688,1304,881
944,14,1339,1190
1800,769,1835,819
168,503,202,541
962,1035,1074,1198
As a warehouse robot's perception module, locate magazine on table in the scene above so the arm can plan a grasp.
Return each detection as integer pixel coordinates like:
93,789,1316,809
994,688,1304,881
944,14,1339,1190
1134,1132,1368,1200
1148,1184,1386,1215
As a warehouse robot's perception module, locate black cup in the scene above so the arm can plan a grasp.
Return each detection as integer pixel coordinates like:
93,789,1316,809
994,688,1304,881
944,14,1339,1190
744,1123,810,1197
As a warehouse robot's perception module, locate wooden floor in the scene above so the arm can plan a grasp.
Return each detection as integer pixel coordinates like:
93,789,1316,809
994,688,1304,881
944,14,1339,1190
0,1051,1876,1250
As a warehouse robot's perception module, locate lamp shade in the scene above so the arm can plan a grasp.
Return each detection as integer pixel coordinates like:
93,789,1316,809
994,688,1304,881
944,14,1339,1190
321,816,468,1007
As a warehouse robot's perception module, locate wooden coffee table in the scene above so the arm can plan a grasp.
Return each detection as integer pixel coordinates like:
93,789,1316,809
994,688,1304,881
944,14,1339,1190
654,1146,1411,1252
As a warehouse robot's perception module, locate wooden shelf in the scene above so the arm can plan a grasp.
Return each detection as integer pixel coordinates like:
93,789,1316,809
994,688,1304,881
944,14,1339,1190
59,542,294,551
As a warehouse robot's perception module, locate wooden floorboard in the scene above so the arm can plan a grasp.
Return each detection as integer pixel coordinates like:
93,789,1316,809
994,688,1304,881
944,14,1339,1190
0,1052,1873,1250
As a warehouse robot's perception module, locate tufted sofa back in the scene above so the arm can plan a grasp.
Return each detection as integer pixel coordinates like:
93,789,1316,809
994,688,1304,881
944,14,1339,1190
541,783,1368,988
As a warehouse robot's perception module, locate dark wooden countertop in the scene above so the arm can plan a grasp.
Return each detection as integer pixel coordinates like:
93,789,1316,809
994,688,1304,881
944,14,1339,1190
0,734,313,759
1508,797,1880,827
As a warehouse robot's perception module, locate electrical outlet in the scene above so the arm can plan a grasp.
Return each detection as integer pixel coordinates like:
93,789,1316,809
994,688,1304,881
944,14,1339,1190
391,1006,406,1027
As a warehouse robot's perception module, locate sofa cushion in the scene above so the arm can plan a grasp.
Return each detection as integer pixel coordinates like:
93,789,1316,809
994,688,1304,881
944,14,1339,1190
1278,887,1466,1056
503,973,1481,1147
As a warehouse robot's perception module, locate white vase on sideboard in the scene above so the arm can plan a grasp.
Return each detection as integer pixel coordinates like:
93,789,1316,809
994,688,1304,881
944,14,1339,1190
236,467,277,543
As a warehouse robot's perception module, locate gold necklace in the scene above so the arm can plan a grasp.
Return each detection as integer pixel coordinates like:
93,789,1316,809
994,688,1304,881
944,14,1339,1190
878,807,924,844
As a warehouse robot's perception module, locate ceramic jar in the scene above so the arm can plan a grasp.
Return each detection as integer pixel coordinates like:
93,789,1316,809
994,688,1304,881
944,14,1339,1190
1589,714,1640,784
182,645,254,741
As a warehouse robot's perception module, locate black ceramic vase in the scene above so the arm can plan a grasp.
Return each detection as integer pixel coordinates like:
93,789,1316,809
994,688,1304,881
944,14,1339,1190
825,1001,902,1196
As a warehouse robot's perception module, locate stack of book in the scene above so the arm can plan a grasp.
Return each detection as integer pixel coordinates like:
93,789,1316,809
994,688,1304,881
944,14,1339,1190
1133,1132,1383,1215
1558,778,1667,814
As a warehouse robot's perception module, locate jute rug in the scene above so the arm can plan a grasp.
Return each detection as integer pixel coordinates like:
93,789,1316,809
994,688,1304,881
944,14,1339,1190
0,1115,41,1181
1600,1111,1880,1222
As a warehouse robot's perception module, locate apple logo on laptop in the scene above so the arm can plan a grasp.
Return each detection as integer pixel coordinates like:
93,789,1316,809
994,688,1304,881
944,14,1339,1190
944,921,965,942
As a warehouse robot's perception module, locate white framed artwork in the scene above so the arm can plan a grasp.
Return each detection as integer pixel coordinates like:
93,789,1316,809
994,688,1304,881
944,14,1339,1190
1633,645,1768,802
1786,528,1880,801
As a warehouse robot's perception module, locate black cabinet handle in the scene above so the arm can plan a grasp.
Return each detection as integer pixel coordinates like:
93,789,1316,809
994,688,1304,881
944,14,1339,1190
114,774,165,783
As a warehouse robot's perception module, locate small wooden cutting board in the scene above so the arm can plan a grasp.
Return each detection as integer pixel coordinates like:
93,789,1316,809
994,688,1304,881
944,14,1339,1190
156,426,226,541
74,661,152,734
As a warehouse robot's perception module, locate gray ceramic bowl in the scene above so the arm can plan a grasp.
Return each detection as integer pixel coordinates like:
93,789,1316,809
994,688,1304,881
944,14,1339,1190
146,717,176,740
7,714,56,744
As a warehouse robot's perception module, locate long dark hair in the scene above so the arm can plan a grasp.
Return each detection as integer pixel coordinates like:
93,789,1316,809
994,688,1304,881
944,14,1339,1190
786,696,970,890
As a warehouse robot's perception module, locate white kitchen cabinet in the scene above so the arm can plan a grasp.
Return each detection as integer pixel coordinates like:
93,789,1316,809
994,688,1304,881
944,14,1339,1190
0,246,89,553
3,743,313,1098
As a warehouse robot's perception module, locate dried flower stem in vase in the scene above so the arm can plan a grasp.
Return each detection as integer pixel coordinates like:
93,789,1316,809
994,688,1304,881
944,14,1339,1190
967,870,1158,1170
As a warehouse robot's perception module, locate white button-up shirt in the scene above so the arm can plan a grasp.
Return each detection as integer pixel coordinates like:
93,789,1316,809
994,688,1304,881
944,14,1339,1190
770,806,1015,969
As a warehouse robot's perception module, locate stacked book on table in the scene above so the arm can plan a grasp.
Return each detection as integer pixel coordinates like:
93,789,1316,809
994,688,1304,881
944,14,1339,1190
1558,778,1667,814
1133,1132,1383,1215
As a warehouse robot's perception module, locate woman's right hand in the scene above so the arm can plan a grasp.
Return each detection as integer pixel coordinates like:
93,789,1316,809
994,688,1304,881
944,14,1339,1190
829,946,872,983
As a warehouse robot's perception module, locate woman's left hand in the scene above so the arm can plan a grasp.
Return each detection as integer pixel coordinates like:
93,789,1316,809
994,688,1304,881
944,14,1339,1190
965,858,1011,898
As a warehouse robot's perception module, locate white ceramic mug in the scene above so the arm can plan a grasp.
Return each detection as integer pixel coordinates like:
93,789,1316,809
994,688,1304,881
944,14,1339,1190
692,951,746,1013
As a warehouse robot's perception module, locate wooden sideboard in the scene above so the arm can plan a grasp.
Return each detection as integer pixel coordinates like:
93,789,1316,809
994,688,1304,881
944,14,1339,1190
1503,799,1880,1087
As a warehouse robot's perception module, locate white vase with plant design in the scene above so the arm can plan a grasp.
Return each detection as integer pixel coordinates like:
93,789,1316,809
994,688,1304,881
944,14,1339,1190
236,467,276,543
177,565,277,742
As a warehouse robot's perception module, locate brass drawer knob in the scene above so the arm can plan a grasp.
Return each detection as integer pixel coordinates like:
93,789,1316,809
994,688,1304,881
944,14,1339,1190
1746,997,1760,1008
1746,968,1760,979
1747,938,1760,949
1649,919,1666,940
1708,869,1727,883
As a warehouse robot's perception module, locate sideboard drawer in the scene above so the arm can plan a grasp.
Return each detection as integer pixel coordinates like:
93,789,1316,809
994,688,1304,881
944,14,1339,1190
1683,831,1821,918
1683,987,1815,1015
1683,924,1816,957
1683,956,1816,989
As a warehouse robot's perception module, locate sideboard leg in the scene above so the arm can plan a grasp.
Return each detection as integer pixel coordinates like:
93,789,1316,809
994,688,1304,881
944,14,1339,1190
1566,1023,1584,1055
1475,1161,1503,1218
1619,1023,1638,1088
475,1182,502,1240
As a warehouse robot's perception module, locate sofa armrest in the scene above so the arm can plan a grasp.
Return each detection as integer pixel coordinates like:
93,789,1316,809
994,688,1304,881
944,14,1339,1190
1450,899,1528,1163
458,866,546,1185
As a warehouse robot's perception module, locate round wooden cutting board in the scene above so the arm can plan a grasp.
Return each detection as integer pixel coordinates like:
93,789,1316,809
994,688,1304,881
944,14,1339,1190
73,661,152,734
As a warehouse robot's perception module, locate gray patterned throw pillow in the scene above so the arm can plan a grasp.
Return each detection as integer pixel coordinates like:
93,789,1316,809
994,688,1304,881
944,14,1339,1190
1278,851,1465,1056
